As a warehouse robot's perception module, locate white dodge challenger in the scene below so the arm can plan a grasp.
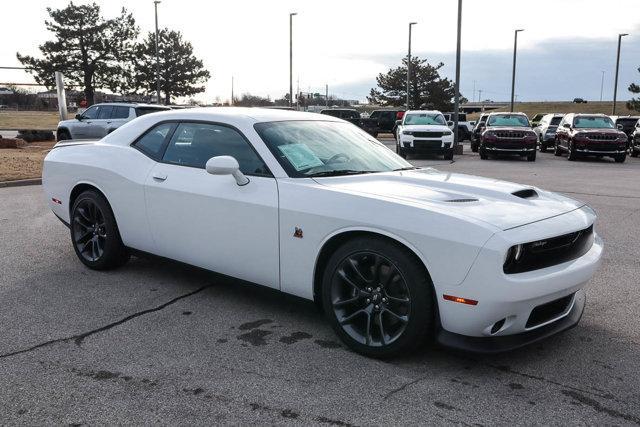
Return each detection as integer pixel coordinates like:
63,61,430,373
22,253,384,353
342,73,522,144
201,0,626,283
43,108,603,357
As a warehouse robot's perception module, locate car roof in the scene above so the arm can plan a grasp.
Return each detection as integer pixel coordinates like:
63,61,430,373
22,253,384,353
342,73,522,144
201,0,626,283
488,112,527,116
92,102,169,108
405,110,443,115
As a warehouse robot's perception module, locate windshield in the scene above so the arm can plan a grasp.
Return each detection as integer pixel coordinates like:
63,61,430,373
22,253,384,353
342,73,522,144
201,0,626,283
404,113,446,126
487,114,530,127
254,121,412,177
550,117,562,126
573,116,614,129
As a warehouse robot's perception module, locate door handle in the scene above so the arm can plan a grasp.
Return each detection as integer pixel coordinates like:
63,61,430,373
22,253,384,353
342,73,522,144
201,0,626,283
152,172,167,181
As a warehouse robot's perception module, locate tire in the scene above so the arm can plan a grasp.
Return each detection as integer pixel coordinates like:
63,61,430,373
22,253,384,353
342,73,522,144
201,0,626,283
443,148,454,160
471,142,478,153
479,146,488,160
567,141,579,161
539,141,547,152
554,142,562,156
70,190,129,270
398,147,407,159
631,147,638,158
321,236,434,358
57,129,71,142
527,151,536,162
614,153,626,163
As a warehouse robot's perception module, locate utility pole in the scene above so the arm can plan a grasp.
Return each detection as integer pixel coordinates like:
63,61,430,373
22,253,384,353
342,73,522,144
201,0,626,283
231,75,234,106
600,71,605,102
154,0,161,105
472,80,476,103
289,12,297,108
478,89,483,103
612,33,628,115
325,84,328,107
452,0,462,146
510,29,524,112
406,22,417,110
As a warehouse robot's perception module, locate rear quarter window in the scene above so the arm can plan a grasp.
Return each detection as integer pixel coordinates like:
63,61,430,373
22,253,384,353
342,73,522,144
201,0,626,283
132,122,175,160
135,107,170,117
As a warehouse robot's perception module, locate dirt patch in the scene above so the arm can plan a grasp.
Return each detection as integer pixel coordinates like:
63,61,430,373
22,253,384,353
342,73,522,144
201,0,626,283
0,140,56,181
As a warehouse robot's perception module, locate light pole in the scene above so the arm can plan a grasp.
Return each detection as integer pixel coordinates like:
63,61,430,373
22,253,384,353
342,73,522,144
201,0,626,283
452,0,462,146
406,22,417,110
612,33,628,115
510,29,524,112
600,71,605,102
154,1,161,105
289,12,297,108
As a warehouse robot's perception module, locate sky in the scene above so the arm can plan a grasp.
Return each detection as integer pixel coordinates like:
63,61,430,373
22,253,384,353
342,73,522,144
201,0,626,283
1,0,639,103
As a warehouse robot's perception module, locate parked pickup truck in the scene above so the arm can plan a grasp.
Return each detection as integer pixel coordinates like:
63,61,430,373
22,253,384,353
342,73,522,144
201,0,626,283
443,112,475,141
611,115,640,147
320,108,404,137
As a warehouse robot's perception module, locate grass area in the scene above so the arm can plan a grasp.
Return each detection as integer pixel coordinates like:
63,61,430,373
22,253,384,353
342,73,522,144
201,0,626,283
0,111,65,130
0,140,56,181
469,101,637,120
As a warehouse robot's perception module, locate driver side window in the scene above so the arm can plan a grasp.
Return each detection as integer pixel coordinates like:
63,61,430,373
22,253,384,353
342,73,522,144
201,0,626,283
81,106,99,120
162,122,270,176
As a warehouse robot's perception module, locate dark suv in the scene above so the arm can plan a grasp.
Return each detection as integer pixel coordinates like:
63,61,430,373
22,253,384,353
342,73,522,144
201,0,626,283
631,121,640,157
479,113,537,161
470,113,489,152
554,113,628,162
612,116,639,147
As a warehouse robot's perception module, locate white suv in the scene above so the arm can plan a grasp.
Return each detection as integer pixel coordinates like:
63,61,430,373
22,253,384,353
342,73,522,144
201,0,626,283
395,110,454,160
56,102,170,141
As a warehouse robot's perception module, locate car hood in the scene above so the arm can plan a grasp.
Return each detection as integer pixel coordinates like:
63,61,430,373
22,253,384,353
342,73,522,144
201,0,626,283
314,168,584,230
58,119,78,127
485,126,532,132
402,124,451,132
574,128,620,134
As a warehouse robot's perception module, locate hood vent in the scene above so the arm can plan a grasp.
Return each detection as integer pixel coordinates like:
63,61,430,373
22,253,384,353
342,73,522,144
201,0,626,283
445,198,479,203
512,188,538,199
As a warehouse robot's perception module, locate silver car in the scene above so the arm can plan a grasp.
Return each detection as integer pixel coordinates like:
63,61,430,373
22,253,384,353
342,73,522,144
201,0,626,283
56,103,170,141
533,113,564,152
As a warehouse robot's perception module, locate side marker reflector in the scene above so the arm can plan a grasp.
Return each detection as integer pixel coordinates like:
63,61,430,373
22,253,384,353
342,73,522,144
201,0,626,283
443,294,478,306
52,198,62,205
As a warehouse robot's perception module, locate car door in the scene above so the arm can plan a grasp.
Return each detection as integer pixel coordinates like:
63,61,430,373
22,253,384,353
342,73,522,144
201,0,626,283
556,115,570,149
82,105,112,138
73,105,99,139
107,106,132,133
143,121,280,289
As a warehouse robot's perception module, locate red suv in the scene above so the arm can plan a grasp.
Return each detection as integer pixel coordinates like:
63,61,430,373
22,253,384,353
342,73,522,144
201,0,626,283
554,114,627,163
479,113,537,161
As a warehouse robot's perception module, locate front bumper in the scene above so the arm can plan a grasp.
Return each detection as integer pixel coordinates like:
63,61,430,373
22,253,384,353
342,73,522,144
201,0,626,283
436,288,585,353
434,206,603,351
483,146,536,153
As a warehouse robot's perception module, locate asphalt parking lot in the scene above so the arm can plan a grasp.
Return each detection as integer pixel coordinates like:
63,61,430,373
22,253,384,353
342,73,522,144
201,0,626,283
1,140,639,425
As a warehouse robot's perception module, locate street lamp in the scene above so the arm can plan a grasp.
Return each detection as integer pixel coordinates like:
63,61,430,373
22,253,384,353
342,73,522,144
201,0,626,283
289,12,297,108
452,0,462,146
406,22,417,110
154,1,161,105
612,33,628,115
510,29,524,112
600,71,605,102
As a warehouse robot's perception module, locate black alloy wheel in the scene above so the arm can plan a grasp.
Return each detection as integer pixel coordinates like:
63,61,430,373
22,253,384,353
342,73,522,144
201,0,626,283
322,237,433,358
71,190,129,270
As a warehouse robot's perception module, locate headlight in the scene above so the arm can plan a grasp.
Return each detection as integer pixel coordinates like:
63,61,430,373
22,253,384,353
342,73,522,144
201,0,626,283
444,131,452,136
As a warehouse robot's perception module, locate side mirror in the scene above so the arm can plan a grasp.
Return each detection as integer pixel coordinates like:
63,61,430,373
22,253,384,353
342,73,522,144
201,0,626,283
395,120,402,126
205,156,249,186
447,121,454,127
75,114,83,121
563,123,571,128
617,124,624,131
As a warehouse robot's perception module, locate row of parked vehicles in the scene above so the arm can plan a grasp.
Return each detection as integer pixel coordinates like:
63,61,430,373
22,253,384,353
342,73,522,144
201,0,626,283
470,112,639,163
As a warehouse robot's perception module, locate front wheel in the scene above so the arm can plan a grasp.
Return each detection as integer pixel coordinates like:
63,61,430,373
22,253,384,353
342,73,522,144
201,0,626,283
567,141,579,161
527,151,536,162
321,237,434,358
554,142,562,156
630,147,639,158
70,190,129,270
479,145,488,160
614,153,626,163
443,148,454,160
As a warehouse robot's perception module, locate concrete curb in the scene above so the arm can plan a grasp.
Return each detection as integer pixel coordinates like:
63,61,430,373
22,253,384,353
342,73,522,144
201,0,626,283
0,178,42,188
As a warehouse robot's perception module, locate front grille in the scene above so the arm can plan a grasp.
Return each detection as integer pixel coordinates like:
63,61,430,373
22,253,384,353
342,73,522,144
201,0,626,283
586,133,617,141
526,294,574,328
581,142,622,152
504,225,594,274
412,131,444,138
496,131,526,139
484,142,531,150
413,140,443,150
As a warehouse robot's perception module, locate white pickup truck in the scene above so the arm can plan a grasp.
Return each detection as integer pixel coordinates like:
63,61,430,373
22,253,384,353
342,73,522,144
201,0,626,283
443,112,476,141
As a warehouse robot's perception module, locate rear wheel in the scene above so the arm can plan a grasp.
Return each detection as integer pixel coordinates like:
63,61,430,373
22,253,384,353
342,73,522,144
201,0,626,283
321,237,434,358
527,151,536,162
631,147,639,157
71,190,129,270
471,141,478,152
554,142,562,156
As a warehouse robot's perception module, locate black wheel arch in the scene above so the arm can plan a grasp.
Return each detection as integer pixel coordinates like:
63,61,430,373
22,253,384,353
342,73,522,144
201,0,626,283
56,127,71,141
69,183,111,219
312,230,433,309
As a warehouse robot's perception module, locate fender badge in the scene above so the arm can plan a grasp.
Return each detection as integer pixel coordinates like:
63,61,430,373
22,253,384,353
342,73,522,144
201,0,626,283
293,227,303,239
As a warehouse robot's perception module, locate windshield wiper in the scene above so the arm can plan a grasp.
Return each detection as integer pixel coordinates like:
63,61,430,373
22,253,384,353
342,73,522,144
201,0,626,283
392,166,419,171
307,170,376,177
